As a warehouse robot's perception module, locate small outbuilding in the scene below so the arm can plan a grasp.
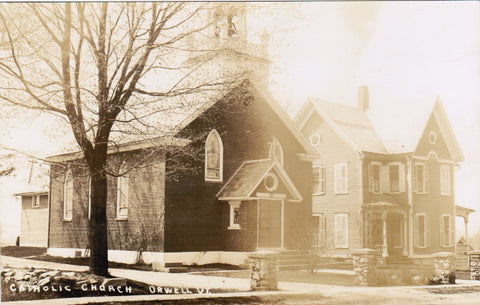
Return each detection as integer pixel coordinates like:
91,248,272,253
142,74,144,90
14,190,49,247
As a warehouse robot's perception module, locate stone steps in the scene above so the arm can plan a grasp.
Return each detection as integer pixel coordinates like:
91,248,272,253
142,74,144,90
278,250,311,271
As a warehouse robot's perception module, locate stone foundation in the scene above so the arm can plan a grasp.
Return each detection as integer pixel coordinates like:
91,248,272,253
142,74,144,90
431,252,456,284
249,250,279,290
469,250,480,280
351,249,377,286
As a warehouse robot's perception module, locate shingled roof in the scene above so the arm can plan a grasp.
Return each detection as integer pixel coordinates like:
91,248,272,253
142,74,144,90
295,95,463,162
310,98,387,154
216,159,302,201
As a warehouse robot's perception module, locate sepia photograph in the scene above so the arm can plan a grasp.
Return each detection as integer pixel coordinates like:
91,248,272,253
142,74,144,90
0,1,479,304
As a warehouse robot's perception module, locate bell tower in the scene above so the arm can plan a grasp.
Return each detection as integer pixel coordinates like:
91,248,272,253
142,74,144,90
186,3,270,88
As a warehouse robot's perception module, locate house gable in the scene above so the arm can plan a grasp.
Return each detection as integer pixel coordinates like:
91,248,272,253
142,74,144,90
414,113,452,161
295,100,361,158
413,99,463,162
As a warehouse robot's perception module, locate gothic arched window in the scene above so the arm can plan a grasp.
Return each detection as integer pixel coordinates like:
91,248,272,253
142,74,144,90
205,129,223,182
269,137,284,166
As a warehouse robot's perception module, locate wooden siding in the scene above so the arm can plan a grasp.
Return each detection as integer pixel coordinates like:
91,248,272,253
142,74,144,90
412,159,455,255
412,113,455,255
416,114,452,160
362,156,409,206
301,111,361,254
48,152,166,252
222,200,258,251
165,82,312,252
20,195,48,247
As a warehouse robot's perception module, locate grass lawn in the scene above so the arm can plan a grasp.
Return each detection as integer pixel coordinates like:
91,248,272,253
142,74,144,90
1,246,46,258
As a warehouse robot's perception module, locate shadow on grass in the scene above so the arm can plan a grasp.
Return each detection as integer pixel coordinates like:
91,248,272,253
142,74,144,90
1,246,46,258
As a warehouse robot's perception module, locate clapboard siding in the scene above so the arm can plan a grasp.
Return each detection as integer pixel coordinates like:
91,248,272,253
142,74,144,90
165,82,313,252
301,111,361,252
20,194,49,247
49,152,166,252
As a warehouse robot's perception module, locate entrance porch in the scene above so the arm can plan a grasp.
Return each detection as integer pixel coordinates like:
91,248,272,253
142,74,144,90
363,202,409,258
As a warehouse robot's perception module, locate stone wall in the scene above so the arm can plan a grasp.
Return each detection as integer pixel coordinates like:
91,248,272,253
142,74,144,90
469,250,480,280
351,249,377,286
431,252,456,284
249,251,279,290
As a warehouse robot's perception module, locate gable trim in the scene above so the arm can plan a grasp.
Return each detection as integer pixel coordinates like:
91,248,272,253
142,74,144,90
216,159,303,202
413,99,463,162
302,98,362,157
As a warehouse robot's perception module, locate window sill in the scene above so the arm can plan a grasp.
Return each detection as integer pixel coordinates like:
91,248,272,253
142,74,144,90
116,217,128,221
335,246,349,249
441,193,451,197
205,179,223,183
334,192,349,195
313,192,325,196
62,219,72,222
228,226,240,230
414,192,428,195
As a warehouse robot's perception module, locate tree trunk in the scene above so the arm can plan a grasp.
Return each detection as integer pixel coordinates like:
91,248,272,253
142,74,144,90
88,146,109,276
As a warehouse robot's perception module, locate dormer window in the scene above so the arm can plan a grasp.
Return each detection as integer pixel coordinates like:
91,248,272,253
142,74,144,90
269,137,284,166
205,129,223,182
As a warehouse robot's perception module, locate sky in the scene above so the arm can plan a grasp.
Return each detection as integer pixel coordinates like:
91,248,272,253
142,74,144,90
264,2,480,236
1,2,479,239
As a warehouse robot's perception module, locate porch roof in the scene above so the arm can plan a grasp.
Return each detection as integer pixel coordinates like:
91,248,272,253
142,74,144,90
216,159,302,202
363,200,408,213
456,204,475,219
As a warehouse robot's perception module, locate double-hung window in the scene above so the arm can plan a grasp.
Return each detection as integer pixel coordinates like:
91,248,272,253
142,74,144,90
313,165,326,195
116,162,129,219
368,162,381,193
334,163,348,194
335,213,348,248
32,195,40,208
440,165,451,196
440,214,453,247
63,169,73,221
228,201,241,230
414,214,429,248
312,214,325,248
413,163,429,194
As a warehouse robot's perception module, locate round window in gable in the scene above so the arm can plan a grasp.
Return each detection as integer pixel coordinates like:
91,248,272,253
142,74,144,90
310,133,322,147
264,173,279,192
428,131,437,145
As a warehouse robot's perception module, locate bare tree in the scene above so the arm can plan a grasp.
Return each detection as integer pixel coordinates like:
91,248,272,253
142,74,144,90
0,2,236,276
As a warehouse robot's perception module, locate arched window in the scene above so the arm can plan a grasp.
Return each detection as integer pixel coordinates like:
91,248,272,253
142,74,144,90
63,169,73,221
205,129,223,182
269,137,284,166
116,161,129,219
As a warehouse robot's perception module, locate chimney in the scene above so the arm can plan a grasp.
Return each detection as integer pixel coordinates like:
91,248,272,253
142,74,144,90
357,85,369,111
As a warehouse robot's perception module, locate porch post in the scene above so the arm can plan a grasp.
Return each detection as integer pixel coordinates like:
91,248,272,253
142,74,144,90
403,212,408,256
281,199,285,248
464,216,469,246
382,211,388,257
